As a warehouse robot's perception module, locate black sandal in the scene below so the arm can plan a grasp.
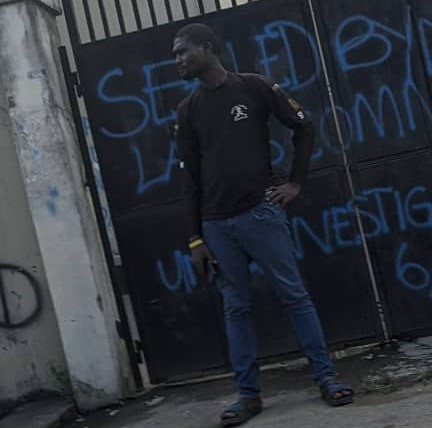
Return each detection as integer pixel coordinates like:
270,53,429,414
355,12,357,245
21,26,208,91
220,396,263,427
320,378,354,406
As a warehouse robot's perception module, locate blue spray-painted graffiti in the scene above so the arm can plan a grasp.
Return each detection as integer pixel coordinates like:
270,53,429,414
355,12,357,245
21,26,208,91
291,185,432,259
335,15,407,72
130,138,286,195
94,9,432,197
157,250,198,294
46,187,59,216
89,7,432,302
157,184,432,296
97,68,151,139
418,18,432,76
334,10,431,145
157,251,263,294
132,140,179,194
352,86,406,143
396,242,432,299
225,41,240,73
254,20,321,90
292,184,432,299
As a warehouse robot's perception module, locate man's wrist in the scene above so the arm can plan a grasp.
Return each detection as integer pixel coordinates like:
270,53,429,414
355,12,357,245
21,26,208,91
188,237,204,250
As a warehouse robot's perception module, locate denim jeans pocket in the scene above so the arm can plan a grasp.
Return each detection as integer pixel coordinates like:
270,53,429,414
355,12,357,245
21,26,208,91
251,201,283,221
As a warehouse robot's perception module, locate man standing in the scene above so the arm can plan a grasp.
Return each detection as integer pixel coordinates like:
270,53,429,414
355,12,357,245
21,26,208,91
174,23,353,427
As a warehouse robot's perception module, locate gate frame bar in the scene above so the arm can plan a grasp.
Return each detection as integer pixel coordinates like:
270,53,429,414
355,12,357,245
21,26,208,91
58,45,145,390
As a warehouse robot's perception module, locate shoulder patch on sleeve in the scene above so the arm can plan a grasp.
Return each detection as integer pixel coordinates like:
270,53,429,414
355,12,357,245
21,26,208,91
287,97,303,113
272,84,302,112
296,110,305,120
271,84,307,120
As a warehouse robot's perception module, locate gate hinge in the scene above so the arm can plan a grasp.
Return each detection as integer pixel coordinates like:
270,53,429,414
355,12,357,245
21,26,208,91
71,71,83,97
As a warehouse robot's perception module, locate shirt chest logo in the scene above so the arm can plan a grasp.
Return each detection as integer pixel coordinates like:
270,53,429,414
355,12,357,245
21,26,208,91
230,104,249,122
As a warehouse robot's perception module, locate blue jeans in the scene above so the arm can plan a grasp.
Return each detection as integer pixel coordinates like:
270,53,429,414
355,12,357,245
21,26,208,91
202,200,335,397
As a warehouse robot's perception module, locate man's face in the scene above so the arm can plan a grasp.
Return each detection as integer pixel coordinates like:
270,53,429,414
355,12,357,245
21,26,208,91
173,36,209,80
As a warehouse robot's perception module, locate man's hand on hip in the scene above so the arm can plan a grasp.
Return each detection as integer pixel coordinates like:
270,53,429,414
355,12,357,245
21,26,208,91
268,182,302,207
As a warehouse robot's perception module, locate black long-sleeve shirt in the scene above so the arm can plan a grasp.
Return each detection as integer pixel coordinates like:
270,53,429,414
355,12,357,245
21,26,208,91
176,72,315,238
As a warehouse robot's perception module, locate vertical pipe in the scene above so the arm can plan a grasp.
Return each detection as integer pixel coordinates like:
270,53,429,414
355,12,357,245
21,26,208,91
306,0,391,342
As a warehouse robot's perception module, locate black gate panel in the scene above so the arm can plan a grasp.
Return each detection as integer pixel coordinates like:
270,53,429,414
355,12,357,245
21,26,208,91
289,169,380,343
115,200,226,381
253,167,380,359
72,0,381,381
75,0,344,218
352,153,432,336
313,0,432,336
313,0,432,163
63,0,432,382
410,0,432,95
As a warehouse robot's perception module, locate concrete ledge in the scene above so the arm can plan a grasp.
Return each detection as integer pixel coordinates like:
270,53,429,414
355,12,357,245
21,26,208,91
5,338,432,428
0,399,75,428
0,0,61,15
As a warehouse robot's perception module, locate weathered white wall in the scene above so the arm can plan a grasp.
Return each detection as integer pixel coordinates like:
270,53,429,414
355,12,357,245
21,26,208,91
0,62,68,412
52,0,249,394
0,0,130,411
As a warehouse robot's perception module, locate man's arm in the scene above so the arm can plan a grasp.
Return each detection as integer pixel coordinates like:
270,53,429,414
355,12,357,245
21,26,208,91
270,83,315,186
176,101,202,239
176,101,217,279
252,76,315,204
255,76,315,184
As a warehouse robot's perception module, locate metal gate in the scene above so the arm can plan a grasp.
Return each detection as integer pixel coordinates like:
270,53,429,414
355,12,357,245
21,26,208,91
60,0,432,384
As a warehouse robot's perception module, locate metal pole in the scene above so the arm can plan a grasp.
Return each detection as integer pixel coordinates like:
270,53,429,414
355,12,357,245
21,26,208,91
307,0,391,342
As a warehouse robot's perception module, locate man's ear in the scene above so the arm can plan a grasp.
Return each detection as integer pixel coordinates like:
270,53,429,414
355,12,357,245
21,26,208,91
202,41,213,53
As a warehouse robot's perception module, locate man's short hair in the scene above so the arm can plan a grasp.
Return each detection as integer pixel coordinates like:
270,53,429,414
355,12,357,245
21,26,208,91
175,23,221,55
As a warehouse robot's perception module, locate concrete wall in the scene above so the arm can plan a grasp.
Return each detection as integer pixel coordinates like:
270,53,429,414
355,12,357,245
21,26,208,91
0,0,133,411
0,0,252,407
51,0,251,393
0,70,68,412
53,0,247,390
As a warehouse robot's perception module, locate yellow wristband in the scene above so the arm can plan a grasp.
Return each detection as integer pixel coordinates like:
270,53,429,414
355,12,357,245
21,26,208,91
188,238,204,249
